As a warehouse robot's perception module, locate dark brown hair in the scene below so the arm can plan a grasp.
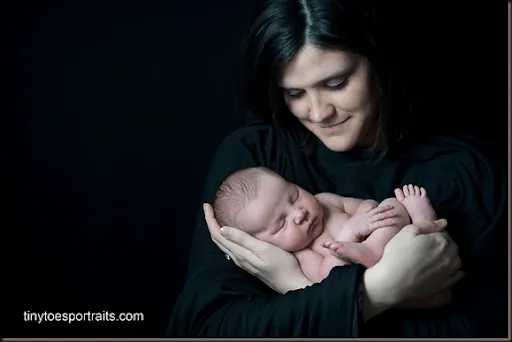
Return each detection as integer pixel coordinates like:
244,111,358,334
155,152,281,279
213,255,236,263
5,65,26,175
242,0,413,155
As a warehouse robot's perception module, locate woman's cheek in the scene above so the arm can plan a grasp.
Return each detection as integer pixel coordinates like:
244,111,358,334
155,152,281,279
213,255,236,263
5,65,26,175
287,100,308,120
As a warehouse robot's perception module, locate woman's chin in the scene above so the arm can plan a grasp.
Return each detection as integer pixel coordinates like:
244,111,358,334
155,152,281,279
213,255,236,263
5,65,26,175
319,135,358,152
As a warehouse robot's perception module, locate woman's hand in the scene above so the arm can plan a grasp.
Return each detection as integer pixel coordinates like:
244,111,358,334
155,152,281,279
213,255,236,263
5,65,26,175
397,290,453,310
362,219,464,319
204,203,313,294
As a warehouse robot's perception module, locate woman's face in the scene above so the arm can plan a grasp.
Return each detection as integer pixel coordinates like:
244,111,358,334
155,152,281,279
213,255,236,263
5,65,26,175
280,44,378,152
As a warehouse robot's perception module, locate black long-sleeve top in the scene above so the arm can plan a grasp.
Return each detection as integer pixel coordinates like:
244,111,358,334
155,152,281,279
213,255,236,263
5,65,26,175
167,121,507,337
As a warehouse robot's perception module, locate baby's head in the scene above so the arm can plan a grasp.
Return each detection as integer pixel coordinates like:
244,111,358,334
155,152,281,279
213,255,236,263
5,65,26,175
213,167,324,252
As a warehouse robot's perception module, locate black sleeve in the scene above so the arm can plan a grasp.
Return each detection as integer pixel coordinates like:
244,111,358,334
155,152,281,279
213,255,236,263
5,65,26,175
363,137,508,337
166,126,367,337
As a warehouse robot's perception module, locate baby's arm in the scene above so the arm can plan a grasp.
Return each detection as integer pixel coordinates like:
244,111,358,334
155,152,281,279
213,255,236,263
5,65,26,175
316,192,364,215
337,199,399,242
325,198,411,268
295,248,349,283
317,193,395,233
294,249,325,283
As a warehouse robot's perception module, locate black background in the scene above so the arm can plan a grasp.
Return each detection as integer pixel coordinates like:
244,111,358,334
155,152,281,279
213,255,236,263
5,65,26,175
5,0,508,338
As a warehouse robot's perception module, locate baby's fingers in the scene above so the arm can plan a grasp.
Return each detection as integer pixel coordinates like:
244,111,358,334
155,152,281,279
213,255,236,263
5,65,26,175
328,247,346,259
322,241,335,249
368,204,393,215
368,207,397,223
369,218,398,229
324,242,344,254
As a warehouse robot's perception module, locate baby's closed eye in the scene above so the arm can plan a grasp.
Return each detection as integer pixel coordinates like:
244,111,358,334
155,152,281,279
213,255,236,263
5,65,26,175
271,218,286,234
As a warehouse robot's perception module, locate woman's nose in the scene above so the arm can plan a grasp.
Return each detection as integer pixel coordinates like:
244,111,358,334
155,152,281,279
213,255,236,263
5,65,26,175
309,94,335,123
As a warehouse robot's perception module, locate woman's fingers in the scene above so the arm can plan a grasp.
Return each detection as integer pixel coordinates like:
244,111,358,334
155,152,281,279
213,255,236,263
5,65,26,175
204,202,262,256
212,233,262,274
446,255,462,276
204,203,263,272
443,270,465,289
220,226,269,255
203,203,237,261
219,228,265,264
210,236,236,261
408,218,448,235
204,203,222,238
444,235,459,258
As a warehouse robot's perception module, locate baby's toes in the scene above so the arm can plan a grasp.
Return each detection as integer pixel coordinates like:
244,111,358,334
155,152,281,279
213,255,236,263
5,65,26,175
408,184,415,195
403,185,410,196
420,187,427,197
394,188,405,202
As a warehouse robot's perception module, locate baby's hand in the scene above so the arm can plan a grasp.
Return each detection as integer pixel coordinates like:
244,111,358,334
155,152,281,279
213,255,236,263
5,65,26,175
366,205,399,229
345,204,399,239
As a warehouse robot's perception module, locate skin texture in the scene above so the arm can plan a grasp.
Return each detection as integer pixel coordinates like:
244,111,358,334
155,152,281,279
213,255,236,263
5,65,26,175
281,44,378,152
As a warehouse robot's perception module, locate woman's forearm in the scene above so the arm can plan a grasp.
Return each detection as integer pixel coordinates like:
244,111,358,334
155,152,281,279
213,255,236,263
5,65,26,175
362,267,394,321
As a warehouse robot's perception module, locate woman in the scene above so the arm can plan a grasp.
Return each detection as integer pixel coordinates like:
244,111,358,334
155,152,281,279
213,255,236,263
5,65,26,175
167,0,507,337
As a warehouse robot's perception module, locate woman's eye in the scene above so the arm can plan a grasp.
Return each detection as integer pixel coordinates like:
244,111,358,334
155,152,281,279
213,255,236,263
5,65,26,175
285,89,304,99
326,78,347,89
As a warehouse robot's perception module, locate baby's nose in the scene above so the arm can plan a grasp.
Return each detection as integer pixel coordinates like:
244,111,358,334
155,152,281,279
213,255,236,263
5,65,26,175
294,208,307,224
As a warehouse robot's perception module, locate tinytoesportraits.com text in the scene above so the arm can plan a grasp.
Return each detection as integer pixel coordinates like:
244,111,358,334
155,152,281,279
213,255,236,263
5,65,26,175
23,311,144,324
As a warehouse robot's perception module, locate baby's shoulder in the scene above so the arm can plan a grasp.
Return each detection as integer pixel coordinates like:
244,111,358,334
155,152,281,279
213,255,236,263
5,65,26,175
315,192,345,211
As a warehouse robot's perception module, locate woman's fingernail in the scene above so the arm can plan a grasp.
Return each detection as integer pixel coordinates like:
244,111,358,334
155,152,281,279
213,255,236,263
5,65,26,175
220,227,227,236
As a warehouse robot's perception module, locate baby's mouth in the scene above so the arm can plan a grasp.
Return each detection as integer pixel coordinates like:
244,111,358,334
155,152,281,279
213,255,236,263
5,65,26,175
308,217,317,234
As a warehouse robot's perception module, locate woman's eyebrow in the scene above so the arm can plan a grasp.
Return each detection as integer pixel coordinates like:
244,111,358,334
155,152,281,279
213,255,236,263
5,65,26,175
280,68,352,90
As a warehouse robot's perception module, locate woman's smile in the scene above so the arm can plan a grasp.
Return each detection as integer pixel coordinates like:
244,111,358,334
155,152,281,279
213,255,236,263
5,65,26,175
320,117,351,135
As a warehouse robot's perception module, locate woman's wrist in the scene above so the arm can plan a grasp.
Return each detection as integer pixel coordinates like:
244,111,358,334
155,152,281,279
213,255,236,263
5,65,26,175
361,267,395,321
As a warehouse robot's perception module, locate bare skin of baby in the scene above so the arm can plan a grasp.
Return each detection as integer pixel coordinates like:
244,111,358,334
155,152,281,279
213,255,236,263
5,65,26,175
236,170,438,284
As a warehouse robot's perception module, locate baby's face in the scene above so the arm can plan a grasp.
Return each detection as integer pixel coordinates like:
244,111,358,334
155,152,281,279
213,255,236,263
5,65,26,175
238,172,324,252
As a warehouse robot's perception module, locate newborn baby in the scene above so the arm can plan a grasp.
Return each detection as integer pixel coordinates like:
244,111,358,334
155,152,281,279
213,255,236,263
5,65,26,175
213,167,438,283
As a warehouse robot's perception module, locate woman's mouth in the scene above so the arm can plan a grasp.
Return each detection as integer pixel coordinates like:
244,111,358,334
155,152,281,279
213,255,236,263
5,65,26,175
321,117,351,133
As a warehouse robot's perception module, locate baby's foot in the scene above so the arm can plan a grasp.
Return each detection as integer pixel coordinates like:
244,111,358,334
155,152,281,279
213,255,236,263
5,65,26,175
394,184,437,224
322,241,380,268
